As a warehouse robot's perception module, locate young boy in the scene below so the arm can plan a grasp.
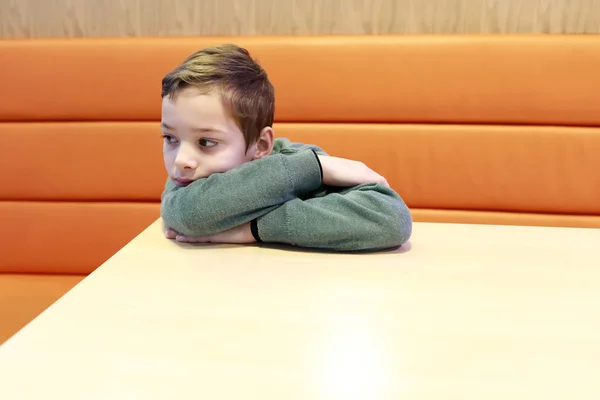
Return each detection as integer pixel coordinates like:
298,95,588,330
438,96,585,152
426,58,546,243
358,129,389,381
159,44,412,252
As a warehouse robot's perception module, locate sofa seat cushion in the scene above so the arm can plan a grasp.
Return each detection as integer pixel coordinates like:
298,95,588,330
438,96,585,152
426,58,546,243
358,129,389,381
0,273,84,344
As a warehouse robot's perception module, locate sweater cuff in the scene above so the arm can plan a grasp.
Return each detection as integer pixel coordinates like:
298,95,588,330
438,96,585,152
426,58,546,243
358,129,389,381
250,219,262,242
284,150,323,193
311,150,323,182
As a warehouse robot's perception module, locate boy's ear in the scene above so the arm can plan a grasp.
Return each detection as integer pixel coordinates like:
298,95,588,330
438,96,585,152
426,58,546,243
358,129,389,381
251,126,274,160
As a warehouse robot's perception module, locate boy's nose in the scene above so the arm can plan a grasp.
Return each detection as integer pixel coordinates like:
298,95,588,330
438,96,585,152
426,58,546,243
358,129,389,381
174,152,198,170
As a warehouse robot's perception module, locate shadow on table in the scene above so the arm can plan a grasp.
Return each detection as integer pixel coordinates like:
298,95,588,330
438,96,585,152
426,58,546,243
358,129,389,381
174,240,413,256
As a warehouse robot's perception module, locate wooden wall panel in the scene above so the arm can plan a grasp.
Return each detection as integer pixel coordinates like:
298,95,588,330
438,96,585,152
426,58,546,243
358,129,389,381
0,0,599,39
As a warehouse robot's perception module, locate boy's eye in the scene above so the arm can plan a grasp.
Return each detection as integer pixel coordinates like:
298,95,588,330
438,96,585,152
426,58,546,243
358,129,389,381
199,138,218,148
162,134,177,144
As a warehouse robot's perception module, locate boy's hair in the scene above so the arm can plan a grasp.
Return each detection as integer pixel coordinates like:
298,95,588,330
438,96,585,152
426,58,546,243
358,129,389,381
161,44,275,150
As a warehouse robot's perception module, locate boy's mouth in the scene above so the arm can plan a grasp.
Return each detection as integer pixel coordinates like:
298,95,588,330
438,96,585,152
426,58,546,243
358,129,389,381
172,177,193,187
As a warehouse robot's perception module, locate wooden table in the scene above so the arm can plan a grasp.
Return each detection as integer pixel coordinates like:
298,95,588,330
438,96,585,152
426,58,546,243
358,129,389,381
0,220,599,399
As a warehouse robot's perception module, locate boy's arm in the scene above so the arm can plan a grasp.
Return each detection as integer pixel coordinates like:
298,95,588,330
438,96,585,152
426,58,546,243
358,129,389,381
161,150,323,237
251,182,412,252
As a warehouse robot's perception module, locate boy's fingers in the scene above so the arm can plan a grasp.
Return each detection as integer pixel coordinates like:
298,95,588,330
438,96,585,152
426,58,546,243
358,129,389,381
176,234,208,243
165,228,178,239
176,234,190,242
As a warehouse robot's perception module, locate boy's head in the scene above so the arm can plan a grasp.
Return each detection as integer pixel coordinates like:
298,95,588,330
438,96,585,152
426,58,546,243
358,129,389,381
161,44,275,187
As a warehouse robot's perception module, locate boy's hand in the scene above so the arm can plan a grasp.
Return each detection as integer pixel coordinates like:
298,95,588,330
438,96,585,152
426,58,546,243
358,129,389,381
164,227,178,239
317,155,389,187
164,223,256,244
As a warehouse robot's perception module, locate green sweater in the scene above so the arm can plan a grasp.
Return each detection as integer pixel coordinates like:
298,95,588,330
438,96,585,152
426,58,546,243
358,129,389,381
160,138,412,251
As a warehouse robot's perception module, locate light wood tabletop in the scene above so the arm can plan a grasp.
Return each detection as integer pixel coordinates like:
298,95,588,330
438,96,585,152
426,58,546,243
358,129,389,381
0,219,599,399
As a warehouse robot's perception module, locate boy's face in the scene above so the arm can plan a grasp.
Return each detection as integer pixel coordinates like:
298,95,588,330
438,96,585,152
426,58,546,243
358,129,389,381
161,88,258,187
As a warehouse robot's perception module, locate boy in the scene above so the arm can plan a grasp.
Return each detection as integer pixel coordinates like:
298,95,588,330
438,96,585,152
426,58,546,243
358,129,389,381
160,44,412,252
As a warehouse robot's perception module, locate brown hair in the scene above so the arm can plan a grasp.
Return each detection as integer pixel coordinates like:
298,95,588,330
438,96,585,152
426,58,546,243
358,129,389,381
161,44,275,150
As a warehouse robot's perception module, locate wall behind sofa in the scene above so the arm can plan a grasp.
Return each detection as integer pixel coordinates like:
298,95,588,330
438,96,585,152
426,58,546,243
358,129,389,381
0,0,598,39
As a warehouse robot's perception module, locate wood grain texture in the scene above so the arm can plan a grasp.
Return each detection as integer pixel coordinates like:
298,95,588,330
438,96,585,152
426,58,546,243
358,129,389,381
0,0,599,39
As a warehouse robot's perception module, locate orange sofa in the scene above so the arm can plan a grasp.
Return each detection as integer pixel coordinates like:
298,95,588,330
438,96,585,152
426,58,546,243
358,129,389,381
1,35,599,343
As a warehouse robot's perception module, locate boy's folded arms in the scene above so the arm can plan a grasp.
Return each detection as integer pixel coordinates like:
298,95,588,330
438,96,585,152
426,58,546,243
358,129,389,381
162,142,412,251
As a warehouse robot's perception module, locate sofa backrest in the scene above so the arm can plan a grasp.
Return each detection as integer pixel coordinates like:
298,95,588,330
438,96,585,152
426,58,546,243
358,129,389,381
1,35,599,274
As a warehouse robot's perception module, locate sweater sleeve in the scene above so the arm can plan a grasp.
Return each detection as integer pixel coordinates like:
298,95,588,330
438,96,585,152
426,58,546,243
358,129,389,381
160,150,323,237
252,182,413,252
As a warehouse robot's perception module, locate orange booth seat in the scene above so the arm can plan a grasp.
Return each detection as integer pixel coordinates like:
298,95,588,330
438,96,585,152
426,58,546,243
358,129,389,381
1,35,599,343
